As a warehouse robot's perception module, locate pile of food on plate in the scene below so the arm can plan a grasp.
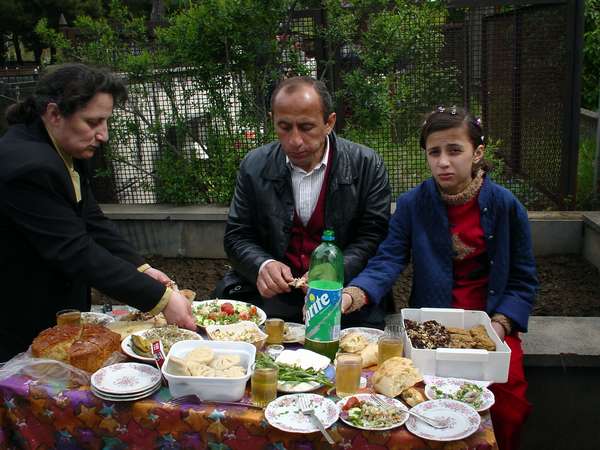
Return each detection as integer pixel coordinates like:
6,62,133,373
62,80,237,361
129,325,201,357
338,331,378,367
255,350,333,388
404,319,496,351
341,396,407,428
430,382,485,409
193,300,261,326
206,321,267,349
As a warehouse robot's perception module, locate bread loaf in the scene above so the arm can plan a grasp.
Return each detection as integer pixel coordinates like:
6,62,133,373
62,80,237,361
32,324,121,372
372,356,422,397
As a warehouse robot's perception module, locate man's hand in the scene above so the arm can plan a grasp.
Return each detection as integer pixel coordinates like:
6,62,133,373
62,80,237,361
491,321,506,341
162,291,197,330
341,293,353,314
143,266,172,285
257,261,293,298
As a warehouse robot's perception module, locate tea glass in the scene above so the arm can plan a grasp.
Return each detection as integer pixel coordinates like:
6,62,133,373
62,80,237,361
265,318,285,345
335,353,362,397
251,364,279,407
56,309,81,326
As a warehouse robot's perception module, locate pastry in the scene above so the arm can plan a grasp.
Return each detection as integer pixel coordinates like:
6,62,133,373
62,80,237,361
372,356,422,397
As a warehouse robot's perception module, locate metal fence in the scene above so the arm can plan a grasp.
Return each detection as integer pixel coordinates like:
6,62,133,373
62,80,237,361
0,1,584,209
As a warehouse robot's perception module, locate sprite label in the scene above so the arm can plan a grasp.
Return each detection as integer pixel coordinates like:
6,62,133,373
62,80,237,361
305,280,342,342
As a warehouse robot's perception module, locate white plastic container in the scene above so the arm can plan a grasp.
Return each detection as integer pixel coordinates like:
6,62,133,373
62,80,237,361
162,340,256,401
401,308,511,382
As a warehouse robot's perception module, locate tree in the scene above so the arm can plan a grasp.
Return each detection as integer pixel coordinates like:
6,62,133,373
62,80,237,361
0,0,103,64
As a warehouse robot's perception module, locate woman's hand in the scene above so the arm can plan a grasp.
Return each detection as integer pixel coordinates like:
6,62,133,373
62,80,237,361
162,291,197,330
143,266,172,285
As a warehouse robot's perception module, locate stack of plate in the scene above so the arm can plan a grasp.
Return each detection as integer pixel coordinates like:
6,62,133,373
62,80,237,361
91,362,162,401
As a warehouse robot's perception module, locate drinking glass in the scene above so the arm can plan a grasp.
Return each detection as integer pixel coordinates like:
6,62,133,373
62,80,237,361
251,364,278,407
56,309,81,326
378,320,403,366
335,353,362,397
265,318,285,345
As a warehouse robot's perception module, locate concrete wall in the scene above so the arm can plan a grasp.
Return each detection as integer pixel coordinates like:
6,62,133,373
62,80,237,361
102,205,600,269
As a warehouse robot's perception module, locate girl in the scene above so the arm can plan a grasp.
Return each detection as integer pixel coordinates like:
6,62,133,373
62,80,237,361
341,106,537,450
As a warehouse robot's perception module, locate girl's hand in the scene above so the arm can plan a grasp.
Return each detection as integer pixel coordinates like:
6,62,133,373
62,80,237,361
341,293,353,313
491,321,506,341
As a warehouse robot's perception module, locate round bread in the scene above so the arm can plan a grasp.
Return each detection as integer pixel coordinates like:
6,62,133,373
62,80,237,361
31,324,121,372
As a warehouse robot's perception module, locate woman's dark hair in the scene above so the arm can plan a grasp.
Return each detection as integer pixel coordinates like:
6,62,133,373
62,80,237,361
420,106,491,173
5,63,128,125
270,76,334,122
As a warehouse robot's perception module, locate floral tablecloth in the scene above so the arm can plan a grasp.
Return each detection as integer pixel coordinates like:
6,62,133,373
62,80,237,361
0,373,498,450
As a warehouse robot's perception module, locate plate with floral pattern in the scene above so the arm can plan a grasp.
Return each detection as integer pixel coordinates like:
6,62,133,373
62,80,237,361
264,393,339,433
405,399,481,441
424,377,495,412
91,363,162,395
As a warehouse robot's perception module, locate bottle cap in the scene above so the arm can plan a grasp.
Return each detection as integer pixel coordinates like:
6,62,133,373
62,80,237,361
322,229,335,241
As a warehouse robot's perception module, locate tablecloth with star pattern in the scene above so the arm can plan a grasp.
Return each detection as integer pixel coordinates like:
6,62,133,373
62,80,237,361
0,372,498,450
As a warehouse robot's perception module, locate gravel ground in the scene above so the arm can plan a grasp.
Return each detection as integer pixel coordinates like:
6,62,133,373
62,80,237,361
93,255,600,316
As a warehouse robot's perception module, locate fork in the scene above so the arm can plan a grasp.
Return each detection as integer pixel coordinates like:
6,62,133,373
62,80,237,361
298,395,335,444
369,393,449,429
165,394,263,409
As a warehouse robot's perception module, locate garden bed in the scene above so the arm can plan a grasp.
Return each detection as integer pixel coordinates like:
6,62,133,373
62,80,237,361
93,255,600,316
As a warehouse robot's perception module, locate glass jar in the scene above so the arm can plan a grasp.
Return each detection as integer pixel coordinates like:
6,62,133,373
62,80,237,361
378,320,403,366
251,364,279,407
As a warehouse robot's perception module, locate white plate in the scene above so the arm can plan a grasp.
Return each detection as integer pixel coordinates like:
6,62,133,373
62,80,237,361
91,363,162,395
265,393,339,433
277,380,321,393
192,300,266,327
337,393,409,431
405,399,481,442
283,322,305,343
276,361,335,393
424,378,495,412
121,328,203,362
91,383,161,402
82,312,115,326
340,327,384,343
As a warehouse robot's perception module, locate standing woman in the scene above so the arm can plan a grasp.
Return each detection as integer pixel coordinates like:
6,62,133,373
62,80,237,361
0,64,196,361
342,107,537,450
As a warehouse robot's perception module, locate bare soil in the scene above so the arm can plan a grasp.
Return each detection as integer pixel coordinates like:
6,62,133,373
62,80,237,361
93,255,600,316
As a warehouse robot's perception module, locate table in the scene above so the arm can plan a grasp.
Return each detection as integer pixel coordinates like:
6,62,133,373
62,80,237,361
0,371,498,449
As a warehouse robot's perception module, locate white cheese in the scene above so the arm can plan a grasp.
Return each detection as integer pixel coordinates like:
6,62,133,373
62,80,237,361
275,349,330,371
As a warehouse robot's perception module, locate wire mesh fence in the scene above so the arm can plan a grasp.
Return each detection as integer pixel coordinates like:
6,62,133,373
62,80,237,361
0,1,583,209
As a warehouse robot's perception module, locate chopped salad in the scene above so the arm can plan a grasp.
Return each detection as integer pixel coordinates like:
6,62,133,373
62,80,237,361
431,383,484,409
193,301,261,326
341,396,406,429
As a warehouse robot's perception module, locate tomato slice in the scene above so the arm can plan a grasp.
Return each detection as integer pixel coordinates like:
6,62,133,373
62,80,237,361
342,397,361,411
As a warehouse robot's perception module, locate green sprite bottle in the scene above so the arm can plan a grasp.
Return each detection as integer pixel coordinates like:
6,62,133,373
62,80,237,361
304,229,343,360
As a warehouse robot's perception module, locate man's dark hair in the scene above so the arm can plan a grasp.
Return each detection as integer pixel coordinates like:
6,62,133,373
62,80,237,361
270,76,333,122
5,63,128,125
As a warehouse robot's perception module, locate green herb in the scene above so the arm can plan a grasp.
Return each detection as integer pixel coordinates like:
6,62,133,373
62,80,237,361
255,352,333,387
432,383,484,409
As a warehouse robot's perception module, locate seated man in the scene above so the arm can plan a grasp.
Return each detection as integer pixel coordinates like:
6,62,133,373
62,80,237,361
216,76,392,328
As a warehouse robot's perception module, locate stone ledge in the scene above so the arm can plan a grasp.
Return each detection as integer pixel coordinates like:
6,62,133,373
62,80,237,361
100,204,229,221
522,316,600,367
583,211,600,233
